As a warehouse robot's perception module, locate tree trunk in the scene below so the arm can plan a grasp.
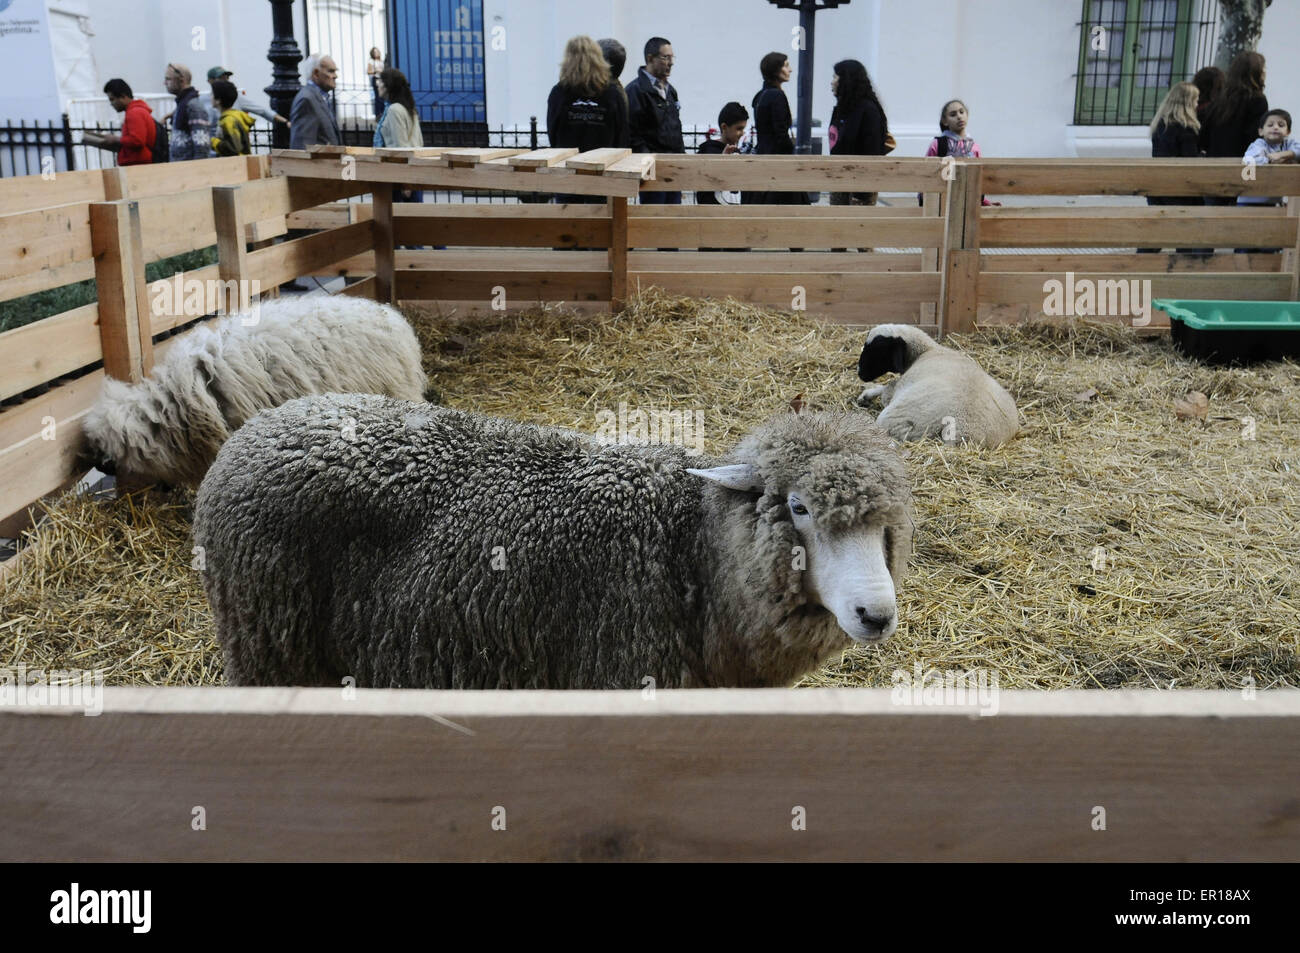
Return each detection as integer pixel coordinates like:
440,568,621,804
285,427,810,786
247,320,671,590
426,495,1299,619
1214,0,1271,70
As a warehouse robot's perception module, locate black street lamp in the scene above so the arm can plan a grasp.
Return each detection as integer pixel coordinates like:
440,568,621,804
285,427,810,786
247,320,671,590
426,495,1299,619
266,0,304,149
767,0,850,153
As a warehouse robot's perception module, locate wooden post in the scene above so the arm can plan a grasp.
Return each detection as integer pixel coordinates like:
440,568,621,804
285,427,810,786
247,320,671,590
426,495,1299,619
212,186,250,314
1286,195,1299,300
940,163,982,337
90,200,152,382
609,196,628,310
101,166,129,201
920,191,940,327
373,188,396,304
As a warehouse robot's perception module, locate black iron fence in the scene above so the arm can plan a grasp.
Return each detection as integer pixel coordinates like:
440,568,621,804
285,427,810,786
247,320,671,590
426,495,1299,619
2,112,718,202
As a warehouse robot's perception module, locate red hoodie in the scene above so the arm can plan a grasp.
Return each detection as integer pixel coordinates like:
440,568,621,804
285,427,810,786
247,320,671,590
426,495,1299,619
119,99,157,165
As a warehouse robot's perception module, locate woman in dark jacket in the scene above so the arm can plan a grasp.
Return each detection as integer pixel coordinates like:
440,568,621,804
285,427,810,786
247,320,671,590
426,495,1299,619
745,51,807,205
1192,65,1223,151
1200,51,1267,206
828,58,887,207
1139,82,1201,253
547,35,627,203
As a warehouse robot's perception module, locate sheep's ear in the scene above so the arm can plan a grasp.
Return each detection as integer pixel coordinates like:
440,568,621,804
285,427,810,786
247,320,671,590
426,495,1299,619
858,335,909,381
686,464,764,492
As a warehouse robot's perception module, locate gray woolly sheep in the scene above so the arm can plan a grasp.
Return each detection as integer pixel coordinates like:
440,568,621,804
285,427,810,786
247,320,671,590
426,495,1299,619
857,323,1019,448
82,294,427,486
193,395,914,689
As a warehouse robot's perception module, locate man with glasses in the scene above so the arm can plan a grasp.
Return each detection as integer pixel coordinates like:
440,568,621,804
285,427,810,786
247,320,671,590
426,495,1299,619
289,54,342,150
626,36,684,204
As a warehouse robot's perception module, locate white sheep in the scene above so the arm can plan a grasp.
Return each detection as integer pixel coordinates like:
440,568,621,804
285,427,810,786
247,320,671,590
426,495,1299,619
857,324,1019,448
83,293,428,486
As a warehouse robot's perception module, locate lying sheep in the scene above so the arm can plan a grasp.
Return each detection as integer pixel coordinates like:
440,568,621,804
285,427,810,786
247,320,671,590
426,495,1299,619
83,294,427,486
193,396,914,689
857,323,1018,448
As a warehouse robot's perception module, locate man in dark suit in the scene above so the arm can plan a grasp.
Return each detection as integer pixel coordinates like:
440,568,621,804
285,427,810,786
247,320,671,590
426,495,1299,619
289,54,341,150
626,36,684,204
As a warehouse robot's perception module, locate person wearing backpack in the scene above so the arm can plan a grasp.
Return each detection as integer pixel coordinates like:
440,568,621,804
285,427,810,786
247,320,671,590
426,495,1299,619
164,63,213,161
82,79,158,165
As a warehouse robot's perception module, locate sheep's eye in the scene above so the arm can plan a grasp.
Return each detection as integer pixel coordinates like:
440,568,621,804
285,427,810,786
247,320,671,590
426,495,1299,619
789,500,808,516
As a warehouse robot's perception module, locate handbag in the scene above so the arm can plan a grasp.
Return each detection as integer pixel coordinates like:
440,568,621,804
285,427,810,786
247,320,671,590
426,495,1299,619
883,131,897,154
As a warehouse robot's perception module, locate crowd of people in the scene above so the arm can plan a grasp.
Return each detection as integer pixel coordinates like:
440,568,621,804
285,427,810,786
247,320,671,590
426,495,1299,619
85,40,1293,227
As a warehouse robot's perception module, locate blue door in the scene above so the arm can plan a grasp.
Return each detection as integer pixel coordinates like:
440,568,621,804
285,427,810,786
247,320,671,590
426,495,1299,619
389,0,487,124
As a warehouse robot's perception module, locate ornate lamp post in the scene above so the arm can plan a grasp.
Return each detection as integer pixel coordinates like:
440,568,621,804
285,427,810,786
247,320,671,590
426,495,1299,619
266,0,304,149
767,0,850,153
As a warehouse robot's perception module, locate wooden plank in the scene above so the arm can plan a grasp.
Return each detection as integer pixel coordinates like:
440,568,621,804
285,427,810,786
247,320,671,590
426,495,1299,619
393,215,612,248
0,257,95,304
629,203,925,217
234,174,384,224
507,148,579,168
627,216,944,249
271,155,639,197
244,220,376,290
270,148,312,160
1287,197,1300,300
134,188,221,263
101,166,129,201
981,212,1298,248
307,144,376,158
338,275,376,298
0,406,90,528
2,687,1296,862
398,269,611,302
977,158,1300,197
562,147,632,172
0,204,94,278
0,167,106,216
981,252,1282,273
604,154,655,180
373,189,395,304
609,196,628,309
439,147,528,165
630,271,941,306
0,304,101,402
942,249,980,335
89,201,147,382
648,155,949,192
147,263,224,335
358,147,453,163
0,369,103,456
124,155,256,199
980,272,1293,307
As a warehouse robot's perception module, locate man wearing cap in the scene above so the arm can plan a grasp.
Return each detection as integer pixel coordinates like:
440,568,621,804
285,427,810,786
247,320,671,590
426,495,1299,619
204,66,288,130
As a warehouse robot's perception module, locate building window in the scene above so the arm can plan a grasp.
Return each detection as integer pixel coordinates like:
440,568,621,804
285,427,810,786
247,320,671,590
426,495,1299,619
1074,0,1217,125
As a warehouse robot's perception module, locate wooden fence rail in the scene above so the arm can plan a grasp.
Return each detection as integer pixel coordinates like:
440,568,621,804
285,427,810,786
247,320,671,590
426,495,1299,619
1,687,1297,862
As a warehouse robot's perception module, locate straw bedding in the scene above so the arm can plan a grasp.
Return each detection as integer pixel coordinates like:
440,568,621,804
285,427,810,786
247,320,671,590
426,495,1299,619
2,291,1297,688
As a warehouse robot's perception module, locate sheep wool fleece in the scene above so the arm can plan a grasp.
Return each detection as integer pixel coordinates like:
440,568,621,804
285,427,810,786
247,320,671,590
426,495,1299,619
194,395,913,689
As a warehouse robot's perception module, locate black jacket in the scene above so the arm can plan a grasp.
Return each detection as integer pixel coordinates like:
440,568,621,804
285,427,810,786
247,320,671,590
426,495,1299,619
1201,92,1268,157
829,99,886,156
1151,119,1198,158
547,82,627,152
752,84,794,154
625,69,684,153
695,137,726,205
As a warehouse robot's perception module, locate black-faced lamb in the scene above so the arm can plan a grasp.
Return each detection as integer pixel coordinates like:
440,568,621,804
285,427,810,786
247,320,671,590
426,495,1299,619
857,323,1019,448
82,294,427,486
193,395,914,689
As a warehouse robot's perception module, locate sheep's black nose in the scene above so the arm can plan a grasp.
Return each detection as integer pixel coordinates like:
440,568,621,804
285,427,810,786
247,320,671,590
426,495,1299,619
856,607,894,630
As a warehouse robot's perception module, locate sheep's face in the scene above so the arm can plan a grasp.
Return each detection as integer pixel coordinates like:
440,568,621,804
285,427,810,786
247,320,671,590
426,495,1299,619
787,490,900,644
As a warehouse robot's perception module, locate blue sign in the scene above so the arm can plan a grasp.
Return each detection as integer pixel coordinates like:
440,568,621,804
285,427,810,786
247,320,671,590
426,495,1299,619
390,0,486,123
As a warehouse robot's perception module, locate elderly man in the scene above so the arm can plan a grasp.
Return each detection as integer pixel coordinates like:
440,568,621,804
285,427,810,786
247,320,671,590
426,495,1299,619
164,63,213,161
289,54,341,150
